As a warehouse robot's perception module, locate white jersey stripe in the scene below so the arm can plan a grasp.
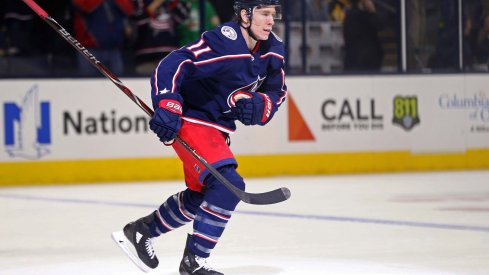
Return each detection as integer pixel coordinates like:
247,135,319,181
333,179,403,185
156,210,174,231
182,117,235,134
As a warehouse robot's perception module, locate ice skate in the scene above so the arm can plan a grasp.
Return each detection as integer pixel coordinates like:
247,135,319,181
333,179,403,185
111,212,159,272
179,234,223,275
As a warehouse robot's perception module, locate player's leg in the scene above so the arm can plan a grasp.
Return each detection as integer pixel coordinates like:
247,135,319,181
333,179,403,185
172,121,242,274
179,165,243,275
145,189,203,236
112,188,204,272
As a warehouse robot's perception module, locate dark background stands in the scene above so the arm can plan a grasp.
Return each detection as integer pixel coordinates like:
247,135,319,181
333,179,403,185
71,0,134,76
343,0,384,72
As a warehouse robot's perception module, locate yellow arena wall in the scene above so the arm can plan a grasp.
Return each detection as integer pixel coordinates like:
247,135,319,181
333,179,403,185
2,150,489,186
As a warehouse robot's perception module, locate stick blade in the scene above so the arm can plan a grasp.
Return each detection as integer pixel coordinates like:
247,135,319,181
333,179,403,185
243,187,291,205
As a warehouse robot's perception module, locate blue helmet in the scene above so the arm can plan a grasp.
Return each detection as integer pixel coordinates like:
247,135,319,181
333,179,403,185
234,0,282,20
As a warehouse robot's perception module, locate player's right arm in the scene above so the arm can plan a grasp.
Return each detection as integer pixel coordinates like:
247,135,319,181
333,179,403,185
150,32,230,107
149,28,235,142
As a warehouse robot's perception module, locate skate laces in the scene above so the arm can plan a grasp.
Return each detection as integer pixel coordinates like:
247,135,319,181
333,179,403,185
194,255,215,271
145,238,156,259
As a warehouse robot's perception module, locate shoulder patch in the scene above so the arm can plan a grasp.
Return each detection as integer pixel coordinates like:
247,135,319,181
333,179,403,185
221,26,237,41
271,31,283,43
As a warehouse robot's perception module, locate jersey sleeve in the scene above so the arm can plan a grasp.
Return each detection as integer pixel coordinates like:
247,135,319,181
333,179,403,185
150,29,244,109
260,43,288,110
263,62,287,107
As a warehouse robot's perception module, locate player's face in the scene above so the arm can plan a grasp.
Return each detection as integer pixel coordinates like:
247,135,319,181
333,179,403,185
250,6,278,40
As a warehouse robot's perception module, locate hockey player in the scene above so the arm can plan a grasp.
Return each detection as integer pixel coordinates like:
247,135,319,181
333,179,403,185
112,0,287,274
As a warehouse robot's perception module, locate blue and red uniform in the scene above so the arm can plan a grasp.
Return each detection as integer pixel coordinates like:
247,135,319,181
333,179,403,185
113,2,287,271
144,20,288,261
150,21,287,191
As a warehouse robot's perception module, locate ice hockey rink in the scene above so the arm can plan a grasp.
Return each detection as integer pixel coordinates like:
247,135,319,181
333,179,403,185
1,170,488,275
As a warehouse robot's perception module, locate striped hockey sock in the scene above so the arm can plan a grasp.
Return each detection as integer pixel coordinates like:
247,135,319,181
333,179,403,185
188,201,233,258
149,190,203,236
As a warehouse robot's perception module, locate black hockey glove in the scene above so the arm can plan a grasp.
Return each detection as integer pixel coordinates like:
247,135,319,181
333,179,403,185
231,93,276,126
149,93,183,145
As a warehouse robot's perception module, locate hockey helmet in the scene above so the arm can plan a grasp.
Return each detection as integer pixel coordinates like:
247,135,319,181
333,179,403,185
234,0,282,20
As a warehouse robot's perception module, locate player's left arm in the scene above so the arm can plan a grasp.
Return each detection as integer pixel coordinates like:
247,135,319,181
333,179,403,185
262,65,288,110
257,66,288,125
232,56,287,126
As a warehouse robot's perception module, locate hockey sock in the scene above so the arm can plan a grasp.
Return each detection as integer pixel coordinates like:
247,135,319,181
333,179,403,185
189,201,233,258
148,189,204,237
187,165,245,257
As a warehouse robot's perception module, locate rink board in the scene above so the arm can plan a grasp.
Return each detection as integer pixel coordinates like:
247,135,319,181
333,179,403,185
1,75,488,185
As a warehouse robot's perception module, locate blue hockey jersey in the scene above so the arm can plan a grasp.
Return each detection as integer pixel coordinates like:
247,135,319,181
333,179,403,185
150,21,287,134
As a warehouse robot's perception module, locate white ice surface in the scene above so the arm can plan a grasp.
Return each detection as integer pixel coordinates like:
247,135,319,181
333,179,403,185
1,171,488,274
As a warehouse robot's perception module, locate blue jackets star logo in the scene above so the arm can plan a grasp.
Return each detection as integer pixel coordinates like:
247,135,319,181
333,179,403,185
159,88,170,94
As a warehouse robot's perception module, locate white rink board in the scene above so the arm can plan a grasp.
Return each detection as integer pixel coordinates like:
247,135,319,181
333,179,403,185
0,75,488,162
277,75,469,153
0,79,167,161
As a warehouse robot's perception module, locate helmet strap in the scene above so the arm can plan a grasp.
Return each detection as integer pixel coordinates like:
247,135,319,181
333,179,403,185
240,7,260,41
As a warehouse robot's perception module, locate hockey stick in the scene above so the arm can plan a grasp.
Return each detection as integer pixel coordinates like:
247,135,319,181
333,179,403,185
22,0,291,205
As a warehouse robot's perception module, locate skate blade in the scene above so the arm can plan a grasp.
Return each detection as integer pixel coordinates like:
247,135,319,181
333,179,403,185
111,231,152,273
